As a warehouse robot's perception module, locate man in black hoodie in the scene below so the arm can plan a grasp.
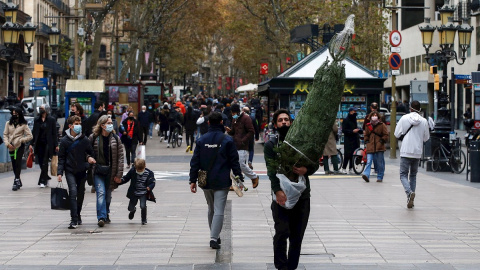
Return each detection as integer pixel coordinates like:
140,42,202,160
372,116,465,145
84,101,106,137
57,115,96,229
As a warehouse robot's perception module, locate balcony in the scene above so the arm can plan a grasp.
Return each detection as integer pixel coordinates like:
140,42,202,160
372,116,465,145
42,58,68,76
46,0,70,14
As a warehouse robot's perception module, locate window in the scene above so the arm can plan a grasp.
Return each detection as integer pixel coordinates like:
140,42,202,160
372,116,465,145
410,57,415,74
416,55,421,73
99,44,106,59
405,58,410,74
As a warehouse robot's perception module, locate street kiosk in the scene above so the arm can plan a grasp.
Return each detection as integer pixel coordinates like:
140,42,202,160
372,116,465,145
65,79,105,118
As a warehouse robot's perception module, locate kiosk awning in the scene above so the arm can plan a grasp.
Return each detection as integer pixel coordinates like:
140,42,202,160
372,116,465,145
66,80,105,92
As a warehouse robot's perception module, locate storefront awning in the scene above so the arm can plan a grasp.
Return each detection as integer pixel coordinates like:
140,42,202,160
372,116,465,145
66,80,105,92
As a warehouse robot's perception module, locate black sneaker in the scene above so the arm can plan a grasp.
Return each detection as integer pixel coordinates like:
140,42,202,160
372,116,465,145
106,215,111,224
68,222,77,229
217,237,221,244
407,192,415,209
97,219,105,227
142,220,147,225
128,211,135,220
77,215,82,225
362,174,369,183
12,183,18,191
210,240,220,249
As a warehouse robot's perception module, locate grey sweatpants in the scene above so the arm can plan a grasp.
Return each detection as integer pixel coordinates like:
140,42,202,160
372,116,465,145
203,188,229,240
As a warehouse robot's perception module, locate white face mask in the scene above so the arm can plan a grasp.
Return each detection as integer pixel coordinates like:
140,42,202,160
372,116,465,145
371,116,378,121
142,110,146,112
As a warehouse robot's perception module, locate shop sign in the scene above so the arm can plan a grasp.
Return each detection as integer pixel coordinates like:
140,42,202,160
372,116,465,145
343,83,356,94
293,81,310,94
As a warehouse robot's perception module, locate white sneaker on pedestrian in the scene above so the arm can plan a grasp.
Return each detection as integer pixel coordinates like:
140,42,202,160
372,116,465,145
40,183,45,188
149,136,152,139
371,171,377,176
339,169,347,174
164,140,168,143
348,169,354,174
167,144,170,148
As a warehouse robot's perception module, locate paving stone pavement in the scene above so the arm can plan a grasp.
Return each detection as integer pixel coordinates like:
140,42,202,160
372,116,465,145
0,134,480,269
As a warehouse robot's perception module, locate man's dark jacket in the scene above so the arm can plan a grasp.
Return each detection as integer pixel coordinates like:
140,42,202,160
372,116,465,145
342,115,360,154
57,131,94,175
32,115,58,157
264,135,319,199
227,112,254,151
189,125,242,189
137,110,153,127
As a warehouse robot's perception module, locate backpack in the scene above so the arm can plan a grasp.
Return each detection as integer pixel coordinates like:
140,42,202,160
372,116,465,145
168,111,176,123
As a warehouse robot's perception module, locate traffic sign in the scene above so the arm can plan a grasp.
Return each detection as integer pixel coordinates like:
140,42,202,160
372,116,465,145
389,53,402,70
475,121,480,129
392,70,400,76
389,30,402,47
391,47,401,53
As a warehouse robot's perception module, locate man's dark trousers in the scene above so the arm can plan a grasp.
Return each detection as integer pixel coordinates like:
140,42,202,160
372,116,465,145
271,197,310,270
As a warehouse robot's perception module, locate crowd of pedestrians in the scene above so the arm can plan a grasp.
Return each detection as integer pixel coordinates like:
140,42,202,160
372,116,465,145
1,92,436,269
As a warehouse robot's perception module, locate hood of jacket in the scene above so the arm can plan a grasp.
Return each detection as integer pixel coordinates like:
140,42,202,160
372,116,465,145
65,129,82,141
405,112,423,126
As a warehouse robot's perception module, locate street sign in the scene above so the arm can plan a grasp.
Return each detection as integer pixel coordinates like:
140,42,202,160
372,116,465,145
392,70,400,75
410,80,428,103
389,53,402,70
391,47,401,53
29,78,48,91
389,30,402,47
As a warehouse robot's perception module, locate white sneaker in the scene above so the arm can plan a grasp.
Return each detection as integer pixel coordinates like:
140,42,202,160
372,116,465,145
371,171,377,176
149,136,152,139
348,169,354,174
164,140,168,143
40,183,45,188
167,144,170,148
339,169,348,175
178,135,183,139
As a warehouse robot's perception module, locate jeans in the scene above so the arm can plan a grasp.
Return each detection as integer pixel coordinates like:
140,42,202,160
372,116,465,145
323,155,339,172
271,198,310,270
65,171,87,223
149,122,154,137
203,189,229,240
124,143,137,166
94,174,112,220
10,144,25,179
248,139,254,163
128,194,147,212
400,157,419,197
363,152,385,180
238,150,257,179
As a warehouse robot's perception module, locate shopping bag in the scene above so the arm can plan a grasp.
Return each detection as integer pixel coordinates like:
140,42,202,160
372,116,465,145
51,183,70,210
26,149,34,168
272,174,306,209
136,145,146,160
154,124,160,131
50,155,58,176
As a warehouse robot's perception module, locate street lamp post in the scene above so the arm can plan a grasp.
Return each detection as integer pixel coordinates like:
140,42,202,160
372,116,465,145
0,0,36,108
48,23,61,119
419,0,473,134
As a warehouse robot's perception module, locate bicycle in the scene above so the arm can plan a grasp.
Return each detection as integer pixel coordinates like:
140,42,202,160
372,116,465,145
352,147,367,175
431,137,466,174
171,124,183,148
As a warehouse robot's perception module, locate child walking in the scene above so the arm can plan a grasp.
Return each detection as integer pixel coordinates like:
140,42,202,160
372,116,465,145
116,158,155,225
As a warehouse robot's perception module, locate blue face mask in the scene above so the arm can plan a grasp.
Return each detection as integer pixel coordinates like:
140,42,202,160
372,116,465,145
148,106,152,110
73,125,82,134
232,114,239,119
105,124,114,133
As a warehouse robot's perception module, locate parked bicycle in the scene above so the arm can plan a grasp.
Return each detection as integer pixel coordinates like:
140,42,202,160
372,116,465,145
431,136,466,174
352,146,367,175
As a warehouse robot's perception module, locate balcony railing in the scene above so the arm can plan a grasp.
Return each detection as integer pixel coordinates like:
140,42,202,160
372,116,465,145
45,0,70,14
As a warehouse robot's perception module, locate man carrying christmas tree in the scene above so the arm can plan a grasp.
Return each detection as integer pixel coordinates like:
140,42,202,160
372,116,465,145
264,109,319,270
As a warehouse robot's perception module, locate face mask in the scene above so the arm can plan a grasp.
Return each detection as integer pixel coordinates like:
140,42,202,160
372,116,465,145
70,111,76,115
232,114,239,119
11,115,18,120
73,125,82,134
148,106,152,110
277,125,290,138
142,110,146,113
371,116,378,122
136,170,144,175
105,124,114,133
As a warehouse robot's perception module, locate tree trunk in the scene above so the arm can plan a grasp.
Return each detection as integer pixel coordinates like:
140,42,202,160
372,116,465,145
89,23,104,79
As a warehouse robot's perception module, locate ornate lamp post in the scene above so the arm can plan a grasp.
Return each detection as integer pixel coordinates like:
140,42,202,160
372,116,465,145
419,0,473,134
1,0,36,107
48,23,61,118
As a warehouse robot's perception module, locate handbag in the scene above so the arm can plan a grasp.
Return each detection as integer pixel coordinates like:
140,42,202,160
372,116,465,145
50,155,58,176
26,148,34,168
51,182,70,210
197,134,225,188
146,189,156,203
95,164,111,176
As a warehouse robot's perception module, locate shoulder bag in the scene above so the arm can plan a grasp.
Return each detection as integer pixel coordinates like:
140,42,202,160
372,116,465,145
398,125,413,141
197,134,225,188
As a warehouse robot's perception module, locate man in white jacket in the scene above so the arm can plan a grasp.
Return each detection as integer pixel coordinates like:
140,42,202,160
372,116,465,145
394,100,430,209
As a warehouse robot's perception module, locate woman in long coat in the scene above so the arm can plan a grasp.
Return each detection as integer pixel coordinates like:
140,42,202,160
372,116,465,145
362,111,388,182
341,107,361,174
322,123,339,174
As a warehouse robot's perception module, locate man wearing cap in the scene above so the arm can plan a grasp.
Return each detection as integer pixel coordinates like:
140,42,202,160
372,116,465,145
226,103,259,188
341,107,361,174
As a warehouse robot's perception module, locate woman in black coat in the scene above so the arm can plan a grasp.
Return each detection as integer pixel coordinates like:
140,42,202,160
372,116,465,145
30,105,58,187
157,105,169,142
341,108,361,174
121,111,143,169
